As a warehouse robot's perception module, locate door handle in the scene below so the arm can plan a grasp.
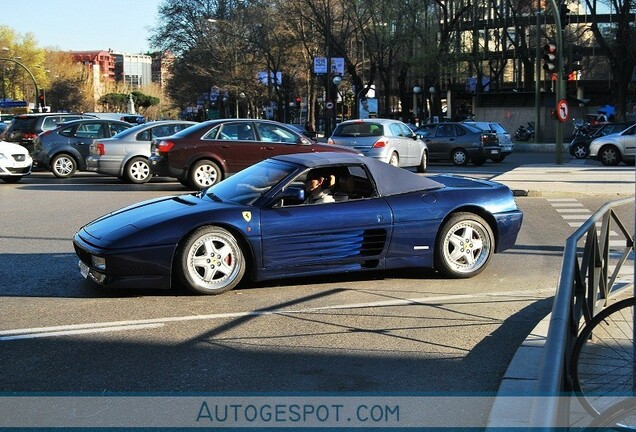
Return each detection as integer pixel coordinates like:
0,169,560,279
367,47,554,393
261,146,275,150
220,145,230,149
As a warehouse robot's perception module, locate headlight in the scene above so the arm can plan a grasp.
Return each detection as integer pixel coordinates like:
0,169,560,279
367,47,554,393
91,256,106,270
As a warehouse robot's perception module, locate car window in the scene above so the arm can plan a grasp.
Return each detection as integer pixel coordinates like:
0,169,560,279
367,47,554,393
136,129,151,141
455,125,467,136
42,116,66,130
490,123,506,133
150,124,190,139
399,124,413,137
109,123,129,135
214,123,256,141
334,122,383,137
415,125,435,138
389,123,404,137
75,123,105,139
256,123,298,144
436,124,455,137
58,125,75,137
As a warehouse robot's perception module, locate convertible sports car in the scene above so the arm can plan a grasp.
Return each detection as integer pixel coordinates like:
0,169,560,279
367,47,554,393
73,152,523,295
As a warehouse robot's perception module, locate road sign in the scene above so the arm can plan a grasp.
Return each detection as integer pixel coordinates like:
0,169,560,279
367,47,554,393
556,99,569,123
0,100,27,108
325,101,334,110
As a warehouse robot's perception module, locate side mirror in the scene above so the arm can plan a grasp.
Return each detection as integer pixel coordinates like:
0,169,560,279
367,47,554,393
274,186,305,206
298,137,312,146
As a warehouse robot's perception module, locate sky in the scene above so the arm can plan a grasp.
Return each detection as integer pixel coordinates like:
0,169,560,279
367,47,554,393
0,0,163,53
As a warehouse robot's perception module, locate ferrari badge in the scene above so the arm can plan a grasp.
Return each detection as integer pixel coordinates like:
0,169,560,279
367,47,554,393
242,211,252,222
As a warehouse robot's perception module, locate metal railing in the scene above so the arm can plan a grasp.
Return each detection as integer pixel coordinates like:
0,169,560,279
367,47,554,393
530,196,634,428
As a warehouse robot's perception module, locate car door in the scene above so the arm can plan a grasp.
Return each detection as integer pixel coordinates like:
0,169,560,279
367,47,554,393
259,166,393,272
398,122,420,164
209,121,266,173
387,122,409,165
71,121,109,162
428,124,457,159
617,125,636,158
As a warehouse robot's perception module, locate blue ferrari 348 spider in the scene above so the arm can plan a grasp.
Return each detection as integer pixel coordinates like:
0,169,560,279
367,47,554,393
73,152,522,295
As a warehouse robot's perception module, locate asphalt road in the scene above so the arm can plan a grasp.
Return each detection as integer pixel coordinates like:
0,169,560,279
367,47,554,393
0,154,631,427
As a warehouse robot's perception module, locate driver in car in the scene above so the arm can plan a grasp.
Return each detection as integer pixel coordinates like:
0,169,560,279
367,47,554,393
304,170,335,204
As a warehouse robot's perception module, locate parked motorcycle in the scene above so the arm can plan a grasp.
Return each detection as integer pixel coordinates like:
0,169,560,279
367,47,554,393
570,118,591,140
515,122,535,141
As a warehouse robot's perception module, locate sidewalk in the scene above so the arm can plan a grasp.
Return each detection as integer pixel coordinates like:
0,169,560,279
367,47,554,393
492,144,635,196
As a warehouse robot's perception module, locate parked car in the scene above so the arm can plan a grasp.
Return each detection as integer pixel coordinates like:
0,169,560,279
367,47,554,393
415,122,500,166
588,123,636,166
285,123,317,139
149,119,357,189
32,119,132,178
569,122,635,159
0,140,32,183
73,152,523,295
462,121,514,162
87,120,197,184
327,118,428,172
1,113,96,153
84,112,146,124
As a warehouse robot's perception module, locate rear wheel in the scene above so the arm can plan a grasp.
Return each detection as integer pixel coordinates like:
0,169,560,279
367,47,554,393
389,152,399,167
451,149,469,166
124,157,151,184
490,154,505,163
598,145,621,166
177,226,246,295
51,154,77,178
189,159,222,189
435,212,494,278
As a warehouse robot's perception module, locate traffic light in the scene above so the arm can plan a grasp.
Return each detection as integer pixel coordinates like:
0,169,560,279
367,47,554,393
570,49,583,72
543,43,557,73
295,96,302,109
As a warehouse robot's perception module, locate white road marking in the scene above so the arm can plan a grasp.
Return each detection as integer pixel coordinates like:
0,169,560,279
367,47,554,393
0,288,555,342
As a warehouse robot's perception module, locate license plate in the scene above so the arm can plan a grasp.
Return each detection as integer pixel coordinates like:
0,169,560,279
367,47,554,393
79,261,89,279
490,150,500,154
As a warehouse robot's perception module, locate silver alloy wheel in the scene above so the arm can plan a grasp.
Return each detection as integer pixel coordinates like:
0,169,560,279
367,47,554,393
126,157,151,183
573,144,588,159
51,154,77,178
191,160,221,188
439,216,492,276
452,149,468,166
417,151,427,173
181,227,245,294
389,152,399,166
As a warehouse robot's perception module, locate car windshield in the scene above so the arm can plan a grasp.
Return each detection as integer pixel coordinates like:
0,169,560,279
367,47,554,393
203,160,296,205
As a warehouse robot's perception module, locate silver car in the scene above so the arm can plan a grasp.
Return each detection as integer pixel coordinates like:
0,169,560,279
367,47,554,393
327,118,428,172
588,123,636,166
87,120,196,183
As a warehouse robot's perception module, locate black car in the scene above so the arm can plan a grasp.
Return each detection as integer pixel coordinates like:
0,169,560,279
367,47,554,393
569,122,635,159
1,113,96,153
415,122,500,166
32,119,131,178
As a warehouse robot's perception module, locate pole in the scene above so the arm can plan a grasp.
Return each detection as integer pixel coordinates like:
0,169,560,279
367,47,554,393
0,57,39,112
535,8,542,143
546,0,565,164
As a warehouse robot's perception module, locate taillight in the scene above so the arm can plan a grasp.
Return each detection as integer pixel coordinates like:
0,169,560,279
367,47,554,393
23,133,37,140
156,140,174,153
327,138,334,145
96,143,105,155
373,140,387,148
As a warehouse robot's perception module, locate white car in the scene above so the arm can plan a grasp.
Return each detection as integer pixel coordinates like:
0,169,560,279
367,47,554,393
588,123,636,166
0,140,32,183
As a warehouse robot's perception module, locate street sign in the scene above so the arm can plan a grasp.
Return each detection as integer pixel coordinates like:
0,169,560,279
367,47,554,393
314,57,327,74
556,99,569,123
0,100,27,109
325,101,334,110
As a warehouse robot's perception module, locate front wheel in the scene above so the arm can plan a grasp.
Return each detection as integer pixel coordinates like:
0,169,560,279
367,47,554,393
124,157,151,184
599,145,621,166
451,149,469,166
572,143,588,159
51,154,77,178
416,151,428,173
189,159,222,189
177,226,246,295
435,212,494,278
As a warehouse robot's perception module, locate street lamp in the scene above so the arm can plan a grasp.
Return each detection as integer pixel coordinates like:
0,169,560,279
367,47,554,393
332,75,342,123
413,85,421,125
0,56,39,112
428,86,436,122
